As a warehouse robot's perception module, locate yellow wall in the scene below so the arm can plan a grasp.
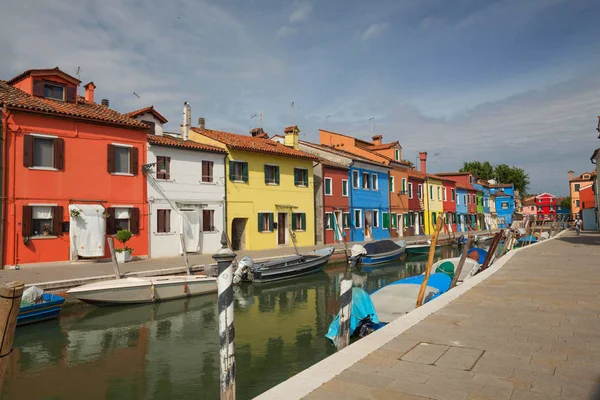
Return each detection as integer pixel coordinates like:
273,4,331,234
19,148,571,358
423,178,443,234
190,130,315,250
569,181,581,217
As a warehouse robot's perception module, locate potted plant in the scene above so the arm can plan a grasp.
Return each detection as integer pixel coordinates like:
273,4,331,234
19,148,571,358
70,209,81,218
43,224,52,236
114,229,134,263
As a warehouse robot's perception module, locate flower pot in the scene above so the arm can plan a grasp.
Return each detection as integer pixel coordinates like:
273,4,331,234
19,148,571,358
43,231,50,236
116,251,131,263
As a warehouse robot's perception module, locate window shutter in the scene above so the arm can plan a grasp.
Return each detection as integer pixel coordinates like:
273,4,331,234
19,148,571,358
229,161,235,181
292,214,297,230
301,213,306,230
157,210,165,233
293,169,299,185
107,144,115,173
202,161,208,181
165,157,170,180
257,213,263,232
242,162,248,182
53,138,65,170
130,208,140,234
22,206,33,237
330,213,336,229
268,213,274,232
106,207,116,235
303,170,308,186
130,147,139,175
275,166,280,185
264,165,269,184
66,87,77,103
52,206,63,235
23,135,34,167
383,213,389,229
391,213,396,228
32,80,45,97
165,210,171,232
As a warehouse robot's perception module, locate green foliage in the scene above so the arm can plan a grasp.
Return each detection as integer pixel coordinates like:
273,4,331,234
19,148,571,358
116,229,133,245
460,161,494,180
403,160,415,168
460,161,530,196
560,197,571,210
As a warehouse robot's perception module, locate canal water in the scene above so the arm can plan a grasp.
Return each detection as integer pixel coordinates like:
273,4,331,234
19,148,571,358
2,246,466,400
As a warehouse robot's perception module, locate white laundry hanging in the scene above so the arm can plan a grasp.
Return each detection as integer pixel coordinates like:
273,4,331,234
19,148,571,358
181,210,201,253
69,204,106,257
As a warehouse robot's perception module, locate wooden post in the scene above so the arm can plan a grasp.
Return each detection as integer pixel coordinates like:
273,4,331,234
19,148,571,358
499,229,515,258
0,281,24,393
180,234,191,276
213,232,237,400
416,215,444,307
107,237,121,279
527,221,535,246
450,235,473,288
336,276,353,350
480,229,504,271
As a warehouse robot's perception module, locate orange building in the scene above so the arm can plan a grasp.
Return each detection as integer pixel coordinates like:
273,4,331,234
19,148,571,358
319,130,411,237
0,68,149,268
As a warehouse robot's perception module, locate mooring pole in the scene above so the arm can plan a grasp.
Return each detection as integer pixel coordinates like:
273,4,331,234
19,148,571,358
179,234,191,276
0,281,24,393
212,232,237,400
450,235,473,288
107,237,121,279
416,215,444,307
336,274,353,350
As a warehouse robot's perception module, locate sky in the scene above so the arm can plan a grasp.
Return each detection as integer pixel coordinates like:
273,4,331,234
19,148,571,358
1,0,600,196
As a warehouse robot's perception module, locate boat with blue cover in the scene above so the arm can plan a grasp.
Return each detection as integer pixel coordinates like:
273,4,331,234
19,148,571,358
349,240,406,266
405,243,441,255
18,293,66,326
468,247,488,264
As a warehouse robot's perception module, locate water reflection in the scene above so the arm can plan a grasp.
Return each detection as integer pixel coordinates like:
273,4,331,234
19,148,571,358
2,245,466,400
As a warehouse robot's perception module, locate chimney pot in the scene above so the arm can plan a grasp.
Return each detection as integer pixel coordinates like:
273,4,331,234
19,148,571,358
372,135,382,145
101,98,109,107
83,82,96,103
182,102,191,141
284,125,300,149
419,151,428,174
568,170,574,181
250,127,268,138
198,117,205,130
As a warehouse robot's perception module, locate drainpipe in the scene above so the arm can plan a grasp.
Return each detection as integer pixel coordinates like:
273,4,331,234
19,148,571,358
222,153,228,245
0,108,7,268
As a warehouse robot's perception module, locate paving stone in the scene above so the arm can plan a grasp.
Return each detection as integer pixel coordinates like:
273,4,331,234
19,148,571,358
335,369,395,389
401,343,450,365
381,338,420,354
386,379,468,400
434,346,484,370
320,379,374,399
303,388,365,400
530,378,562,396
509,389,562,400
360,353,401,368
560,382,600,400
369,388,432,400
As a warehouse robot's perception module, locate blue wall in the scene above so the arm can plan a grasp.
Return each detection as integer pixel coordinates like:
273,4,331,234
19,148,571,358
348,165,390,241
491,185,515,228
456,188,469,232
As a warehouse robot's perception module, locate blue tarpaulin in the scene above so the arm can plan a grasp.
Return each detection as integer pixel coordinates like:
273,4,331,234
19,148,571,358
325,287,379,345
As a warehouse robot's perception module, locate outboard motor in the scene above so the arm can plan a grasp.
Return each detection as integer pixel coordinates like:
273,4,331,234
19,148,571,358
349,244,367,268
233,256,255,284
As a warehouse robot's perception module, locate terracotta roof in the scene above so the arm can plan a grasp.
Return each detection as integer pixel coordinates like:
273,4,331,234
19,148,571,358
148,134,226,153
426,173,445,181
124,105,168,123
7,67,81,85
407,169,426,179
319,159,348,170
495,190,509,196
357,148,412,167
356,141,400,151
435,172,471,176
570,171,596,182
316,144,389,167
191,127,317,160
0,80,148,129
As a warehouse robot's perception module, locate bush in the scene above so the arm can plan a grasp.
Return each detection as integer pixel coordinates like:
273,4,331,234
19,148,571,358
116,229,133,245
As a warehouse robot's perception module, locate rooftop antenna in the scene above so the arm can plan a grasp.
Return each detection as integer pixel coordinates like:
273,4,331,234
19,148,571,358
291,102,295,127
133,91,140,106
250,113,258,133
368,117,375,135
259,111,263,128
326,114,332,130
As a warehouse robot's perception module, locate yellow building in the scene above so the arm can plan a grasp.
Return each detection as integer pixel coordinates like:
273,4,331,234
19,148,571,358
190,125,316,251
568,170,596,219
423,176,444,234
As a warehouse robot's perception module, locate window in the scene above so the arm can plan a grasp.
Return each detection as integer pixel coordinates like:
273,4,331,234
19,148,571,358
202,161,214,183
114,208,131,231
391,213,396,229
382,212,389,229
429,185,433,200
401,178,407,194
437,187,441,200
389,176,395,193
342,179,349,197
417,184,423,199
451,189,455,202
142,120,156,131
342,212,350,228
362,172,370,189
373,210,379,228
264,164,280,185
354,209,362,228
44,83,65,101
157,209,171,233
576,200,580,207
443,187,447,201
108,144,139,175
549,206,555,212
324,212,333,230
456,194,460,205
395,149,400,161
292,213,306,231
352,171,360,188
28,206,56,237
202,209,215,232
230,161,248,182
574,184,580,192
501,202,509,210
107,207,140,234
469,176,474,184
408,182,413,199
464,194,467,204
432,212,437,225
294,168,308,187
324,177,332,196
258,213,274,232
156,156,170,180
537,207,543,212
23,135,65,170
372,174,378,191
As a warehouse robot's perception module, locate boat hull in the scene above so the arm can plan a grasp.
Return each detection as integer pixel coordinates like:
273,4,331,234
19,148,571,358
17,293,66,326
406,245,441,255
252,247,335,283
68,276,217,306
361,248,405,265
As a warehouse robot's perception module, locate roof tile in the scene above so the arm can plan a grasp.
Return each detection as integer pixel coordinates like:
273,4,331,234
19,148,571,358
124,105,168,123
148,134,226,153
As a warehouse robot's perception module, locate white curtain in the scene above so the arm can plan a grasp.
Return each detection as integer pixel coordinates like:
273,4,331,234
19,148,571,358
181,211,201,252
33,206,52,219
69,204,106,257
114,208,130,219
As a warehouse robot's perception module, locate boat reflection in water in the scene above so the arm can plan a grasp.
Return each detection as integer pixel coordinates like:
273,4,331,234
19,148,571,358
2,244,467,400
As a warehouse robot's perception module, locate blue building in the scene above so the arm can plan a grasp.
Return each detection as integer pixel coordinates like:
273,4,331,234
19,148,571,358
348,160,391,241
490,184,515,228
474,181,492,229
455,185,469,232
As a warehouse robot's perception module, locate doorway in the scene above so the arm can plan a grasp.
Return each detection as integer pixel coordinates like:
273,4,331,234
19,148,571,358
334,210,343,241
397,214,404,237
181,210,201,253
277,213,287,245
231,218,247,251
364,211,373,240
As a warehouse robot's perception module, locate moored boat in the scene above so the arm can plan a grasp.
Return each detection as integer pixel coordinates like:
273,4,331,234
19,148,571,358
18,293,66,326
233,247,335,284
405,243,441,255
349,240,406,266
67,275,217,306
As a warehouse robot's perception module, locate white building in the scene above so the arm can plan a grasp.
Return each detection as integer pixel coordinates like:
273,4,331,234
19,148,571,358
127,105,227,257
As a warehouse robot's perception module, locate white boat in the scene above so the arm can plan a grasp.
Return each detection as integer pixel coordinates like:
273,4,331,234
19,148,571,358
67,275,217,306
430,257,481,282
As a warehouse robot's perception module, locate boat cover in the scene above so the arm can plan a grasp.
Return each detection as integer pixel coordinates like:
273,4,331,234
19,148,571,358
468,248,488,264
363,240,401,255
325,287,380,346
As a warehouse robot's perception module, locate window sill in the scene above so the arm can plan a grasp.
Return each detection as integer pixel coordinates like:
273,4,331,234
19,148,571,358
325,193,333,196
295,185,308,188
202,230,219,234
258,231,274,234
201,181,217,185
28,167,59,172
111,172,134,177
30,235,58,240
154,232,176,236
293,229,306,232
231,180,248,184
156,179,175,183
265,183,280,186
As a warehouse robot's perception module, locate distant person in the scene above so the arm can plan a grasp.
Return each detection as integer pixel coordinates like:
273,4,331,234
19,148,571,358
574,218,582,235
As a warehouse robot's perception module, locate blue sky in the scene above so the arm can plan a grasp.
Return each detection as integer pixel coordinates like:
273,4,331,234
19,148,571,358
1,0,600,195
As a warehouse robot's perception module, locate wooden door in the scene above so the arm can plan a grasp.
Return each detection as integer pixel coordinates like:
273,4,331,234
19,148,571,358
278,213,286,245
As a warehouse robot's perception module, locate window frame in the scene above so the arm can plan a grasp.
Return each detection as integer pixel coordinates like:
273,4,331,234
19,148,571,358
294,168,309,187
324,177,333,196
362,172,370,190
201,160,214,183
352,170,360,189
389,176,395,193
31,205,56,237
264,163,280,185
373,210,379,228
231,160,248,183
408,182,413,199
43,82,65,101
354,209,362,228
324,212,333,230
342,212,350,229
401,178,407,194
292,212,306,231
202,209,216,232
342,179,349,197
113,144,132,175
371,173,378,191
443,187,447,201
258,212,274,232
417,184,423,200
156,156,171,180
429,185,433,200
156,209,172,233
451,188,455,202
114,207,132,232
395,148,400,161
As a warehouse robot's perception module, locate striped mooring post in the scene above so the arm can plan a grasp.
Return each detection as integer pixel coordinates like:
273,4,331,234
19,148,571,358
336,274,353,350
212,232,237,400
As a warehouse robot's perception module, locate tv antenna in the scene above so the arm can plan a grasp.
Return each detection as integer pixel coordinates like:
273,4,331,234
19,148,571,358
133,92,140,106
368,117,375,135
250,113,257,132
326,114,332,129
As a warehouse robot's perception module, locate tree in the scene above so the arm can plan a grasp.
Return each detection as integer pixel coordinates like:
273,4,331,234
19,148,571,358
403,160,415,168
560,197,571,210
460,161,530,196
459,161,494,180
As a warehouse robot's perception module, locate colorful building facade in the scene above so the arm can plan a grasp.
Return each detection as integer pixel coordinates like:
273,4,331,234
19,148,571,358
406,170,425,236
534,193,557,221
442,179,457,232
455,184,469,232
568,170,596,219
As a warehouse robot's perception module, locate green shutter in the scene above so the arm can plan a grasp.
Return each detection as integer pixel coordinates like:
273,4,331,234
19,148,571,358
429,186,433,199
325,178,331,194
301,213,306,230
402,179,406,192
303,170,308,186
292,214,297,230
242,162,248,182
432,212,437,225
391,213,396,228
383,212,389,229
229,160,235,181
268,213,274,232
404,213,409,227
275,166,280,185
264,165,270,184
330,213,336,229
293,169,299,185
257,213,263,232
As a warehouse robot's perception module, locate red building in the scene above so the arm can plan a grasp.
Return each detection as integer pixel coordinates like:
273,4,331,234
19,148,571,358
534,193,557,221
0,68,149,267
442,179,457,232
579,185,595,210
406,169,425,235
467,187,478,229
320,160,350,244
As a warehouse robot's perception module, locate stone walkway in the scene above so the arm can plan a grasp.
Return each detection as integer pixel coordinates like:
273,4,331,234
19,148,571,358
303,231,600,400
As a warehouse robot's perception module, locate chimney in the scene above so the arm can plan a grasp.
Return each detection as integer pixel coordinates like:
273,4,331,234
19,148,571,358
101,98,109,107
250,127,268,138
372,135,382,146
182,102,191,141
419,151,428,174
198,117,205,130
568,170,574,181
83,82,96,103
284,125,299,150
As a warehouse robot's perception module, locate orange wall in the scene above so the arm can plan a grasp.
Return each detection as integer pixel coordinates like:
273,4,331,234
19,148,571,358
12,75,78,97
4,111,148,266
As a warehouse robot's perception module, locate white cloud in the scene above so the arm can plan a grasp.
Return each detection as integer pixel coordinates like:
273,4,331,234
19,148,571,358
362,22,389,41
289,2,312,23
277,25,298,37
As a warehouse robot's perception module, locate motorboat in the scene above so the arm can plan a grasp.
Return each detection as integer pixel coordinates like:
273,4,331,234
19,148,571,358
405,242,441,255
348,240,406,266
18,293,66,326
